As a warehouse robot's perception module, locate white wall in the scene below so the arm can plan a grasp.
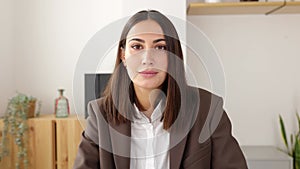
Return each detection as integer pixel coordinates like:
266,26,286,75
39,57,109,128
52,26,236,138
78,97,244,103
122,0,185,19
12,0,122,116
0,0,15,116
187,14,300,146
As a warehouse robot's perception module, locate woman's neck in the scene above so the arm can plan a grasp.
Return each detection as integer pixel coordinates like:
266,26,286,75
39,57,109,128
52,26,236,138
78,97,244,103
133,85,160,119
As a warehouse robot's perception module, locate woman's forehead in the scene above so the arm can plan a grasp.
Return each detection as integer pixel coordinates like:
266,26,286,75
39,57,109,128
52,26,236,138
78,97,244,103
127,20,164,38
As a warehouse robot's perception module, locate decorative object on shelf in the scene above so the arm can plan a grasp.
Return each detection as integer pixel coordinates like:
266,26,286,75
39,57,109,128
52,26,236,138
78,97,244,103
0,93,39,169
279,113,300,169
55,89,70,118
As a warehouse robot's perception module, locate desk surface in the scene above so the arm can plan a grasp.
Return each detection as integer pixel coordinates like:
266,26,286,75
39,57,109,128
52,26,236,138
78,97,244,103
241,145,293,161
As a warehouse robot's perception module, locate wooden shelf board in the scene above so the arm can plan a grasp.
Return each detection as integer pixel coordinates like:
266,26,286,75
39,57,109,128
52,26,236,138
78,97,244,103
187,1,300,15
276,1,300,13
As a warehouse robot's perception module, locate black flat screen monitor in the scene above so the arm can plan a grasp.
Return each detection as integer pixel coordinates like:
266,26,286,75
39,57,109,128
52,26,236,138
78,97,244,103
84,73,111,118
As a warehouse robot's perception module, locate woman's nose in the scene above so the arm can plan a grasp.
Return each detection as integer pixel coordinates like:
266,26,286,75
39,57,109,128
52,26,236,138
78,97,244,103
141,49,154,65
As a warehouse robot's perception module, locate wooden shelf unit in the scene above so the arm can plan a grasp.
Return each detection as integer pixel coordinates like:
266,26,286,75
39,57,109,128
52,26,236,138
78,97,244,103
0,114,86,169
187,1,300,15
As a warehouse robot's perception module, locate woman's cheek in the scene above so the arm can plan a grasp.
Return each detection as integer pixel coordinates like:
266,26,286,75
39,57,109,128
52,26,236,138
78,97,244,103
155,54,168,72
125,56,141,80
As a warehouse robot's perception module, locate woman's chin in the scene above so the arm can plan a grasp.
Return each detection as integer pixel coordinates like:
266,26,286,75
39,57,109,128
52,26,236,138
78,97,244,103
133,81,163,91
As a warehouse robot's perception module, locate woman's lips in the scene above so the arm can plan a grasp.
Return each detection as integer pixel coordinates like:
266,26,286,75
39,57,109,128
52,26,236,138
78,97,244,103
139,70,158,78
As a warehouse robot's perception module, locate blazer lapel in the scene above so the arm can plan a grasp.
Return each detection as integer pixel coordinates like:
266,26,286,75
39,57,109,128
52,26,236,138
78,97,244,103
109,120,131,169
170,126,188,169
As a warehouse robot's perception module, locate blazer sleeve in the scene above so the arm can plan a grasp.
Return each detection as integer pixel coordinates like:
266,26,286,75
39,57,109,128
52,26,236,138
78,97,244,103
211,98,248,169
73,101,100,169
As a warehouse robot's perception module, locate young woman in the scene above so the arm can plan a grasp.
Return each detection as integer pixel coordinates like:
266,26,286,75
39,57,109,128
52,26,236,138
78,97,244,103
74,10,248,169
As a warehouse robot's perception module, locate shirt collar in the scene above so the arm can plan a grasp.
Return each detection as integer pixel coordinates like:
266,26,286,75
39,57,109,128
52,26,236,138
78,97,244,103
132,99,165,124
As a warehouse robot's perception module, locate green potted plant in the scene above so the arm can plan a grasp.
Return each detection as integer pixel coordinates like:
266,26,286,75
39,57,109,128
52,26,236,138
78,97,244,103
279,113,300,169
0,93,40,169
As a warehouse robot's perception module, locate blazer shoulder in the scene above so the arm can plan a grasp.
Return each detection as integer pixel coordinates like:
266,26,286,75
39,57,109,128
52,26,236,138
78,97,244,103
87,97,107,117
188,86,223,102
85,97,109,145
200,87,221,99
88,97,105,108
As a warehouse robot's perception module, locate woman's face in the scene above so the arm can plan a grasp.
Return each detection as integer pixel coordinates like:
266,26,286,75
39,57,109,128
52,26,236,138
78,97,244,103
121,20,168,90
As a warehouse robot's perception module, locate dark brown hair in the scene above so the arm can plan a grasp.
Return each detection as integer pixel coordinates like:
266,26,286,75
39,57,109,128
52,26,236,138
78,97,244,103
102,10,189,130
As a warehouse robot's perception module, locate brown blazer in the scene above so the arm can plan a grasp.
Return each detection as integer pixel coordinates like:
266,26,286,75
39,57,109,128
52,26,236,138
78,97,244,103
73,88,248,169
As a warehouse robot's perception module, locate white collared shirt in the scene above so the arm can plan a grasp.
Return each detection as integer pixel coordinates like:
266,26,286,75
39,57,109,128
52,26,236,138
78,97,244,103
130,101,170,169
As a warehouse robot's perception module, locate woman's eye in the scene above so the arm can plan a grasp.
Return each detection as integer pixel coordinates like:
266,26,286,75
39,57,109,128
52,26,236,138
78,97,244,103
131,44,143,50
155,45,166,50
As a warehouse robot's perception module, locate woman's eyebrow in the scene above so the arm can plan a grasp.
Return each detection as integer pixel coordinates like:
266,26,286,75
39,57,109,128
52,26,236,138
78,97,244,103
128,38,166,43
129,38,145,43
153,38,166,43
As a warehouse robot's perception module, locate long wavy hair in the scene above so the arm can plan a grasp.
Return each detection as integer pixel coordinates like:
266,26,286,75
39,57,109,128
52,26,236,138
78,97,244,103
102,10,189,130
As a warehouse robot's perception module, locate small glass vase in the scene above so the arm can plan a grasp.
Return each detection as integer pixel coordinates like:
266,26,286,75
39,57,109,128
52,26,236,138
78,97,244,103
55,89,70,118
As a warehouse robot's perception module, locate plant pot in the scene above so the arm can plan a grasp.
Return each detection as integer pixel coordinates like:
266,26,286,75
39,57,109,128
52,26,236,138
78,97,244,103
27,100,36,118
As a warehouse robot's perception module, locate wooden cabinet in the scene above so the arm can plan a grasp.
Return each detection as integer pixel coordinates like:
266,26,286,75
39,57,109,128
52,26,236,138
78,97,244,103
55,116,86,169
0,114,85,169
